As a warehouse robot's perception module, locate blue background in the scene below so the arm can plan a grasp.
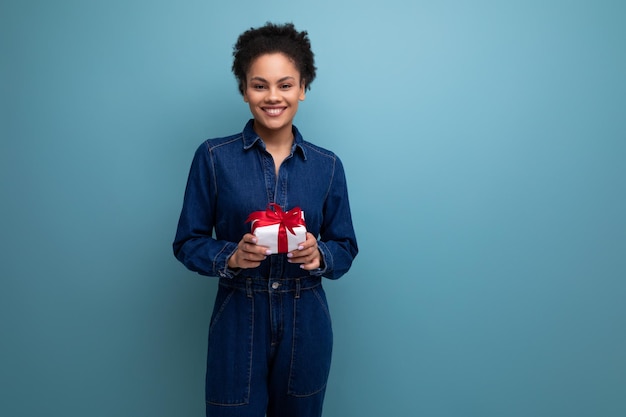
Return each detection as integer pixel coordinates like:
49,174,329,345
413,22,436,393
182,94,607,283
2,1,625,416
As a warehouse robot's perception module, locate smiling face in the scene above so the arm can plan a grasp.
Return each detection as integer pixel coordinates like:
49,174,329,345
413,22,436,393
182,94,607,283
243,53,306,141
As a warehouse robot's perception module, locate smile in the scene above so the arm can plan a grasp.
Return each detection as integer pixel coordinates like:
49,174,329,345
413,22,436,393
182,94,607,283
263,107,286,116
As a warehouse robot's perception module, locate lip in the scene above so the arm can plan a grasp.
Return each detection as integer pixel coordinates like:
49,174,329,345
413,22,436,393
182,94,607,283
262,107,287,117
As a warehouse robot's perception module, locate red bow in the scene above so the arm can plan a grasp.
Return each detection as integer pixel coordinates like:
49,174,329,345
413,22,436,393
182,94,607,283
246,204,306,253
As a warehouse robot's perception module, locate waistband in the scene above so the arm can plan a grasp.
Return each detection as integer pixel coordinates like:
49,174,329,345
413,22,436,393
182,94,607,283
219,276,322,294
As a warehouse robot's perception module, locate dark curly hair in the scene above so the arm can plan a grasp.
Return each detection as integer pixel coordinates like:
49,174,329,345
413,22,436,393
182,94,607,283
232,22,316,95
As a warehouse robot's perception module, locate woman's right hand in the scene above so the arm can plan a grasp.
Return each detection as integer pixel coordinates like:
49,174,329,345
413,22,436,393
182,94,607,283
227,233,271,269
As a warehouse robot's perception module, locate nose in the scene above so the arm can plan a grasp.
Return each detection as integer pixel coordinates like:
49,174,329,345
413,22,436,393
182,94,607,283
266,86,281,102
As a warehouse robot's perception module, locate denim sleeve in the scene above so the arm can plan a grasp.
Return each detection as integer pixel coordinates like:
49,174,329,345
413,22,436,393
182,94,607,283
315,156,358,279
172,143,239,278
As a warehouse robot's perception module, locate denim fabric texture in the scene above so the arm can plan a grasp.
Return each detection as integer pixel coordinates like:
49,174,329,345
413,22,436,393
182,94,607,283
173,120,358,416
173,120,357,281
205,276,332,416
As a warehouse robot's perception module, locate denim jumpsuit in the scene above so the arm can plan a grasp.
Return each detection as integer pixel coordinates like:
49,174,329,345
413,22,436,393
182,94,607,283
173,120,358,417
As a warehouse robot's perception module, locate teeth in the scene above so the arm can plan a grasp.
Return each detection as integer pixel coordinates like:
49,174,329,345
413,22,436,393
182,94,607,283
265,108,283,115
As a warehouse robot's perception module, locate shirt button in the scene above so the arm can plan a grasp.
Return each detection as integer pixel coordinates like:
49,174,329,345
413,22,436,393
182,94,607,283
271,282,280,290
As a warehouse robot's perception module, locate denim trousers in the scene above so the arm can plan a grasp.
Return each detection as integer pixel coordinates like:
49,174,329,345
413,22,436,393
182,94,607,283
205,276,333,417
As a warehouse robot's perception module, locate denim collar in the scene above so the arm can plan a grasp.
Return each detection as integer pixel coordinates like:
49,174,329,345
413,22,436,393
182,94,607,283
242,119,308,160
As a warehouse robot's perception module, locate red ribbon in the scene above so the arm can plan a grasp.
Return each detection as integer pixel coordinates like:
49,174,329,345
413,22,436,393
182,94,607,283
246,203,306,253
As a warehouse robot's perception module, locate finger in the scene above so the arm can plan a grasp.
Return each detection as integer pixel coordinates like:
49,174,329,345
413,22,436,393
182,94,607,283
235,250,267,267
287,248,310,261
240,243,270,260
293,234,318,254
298,232,317,249
288,246,321,266
298,257,321,270
242,243,271,257
242,233,259,244
241,234,271,256
289,242,317,259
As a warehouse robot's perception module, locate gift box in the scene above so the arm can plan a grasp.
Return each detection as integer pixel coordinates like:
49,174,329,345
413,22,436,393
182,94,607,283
246,203,307,254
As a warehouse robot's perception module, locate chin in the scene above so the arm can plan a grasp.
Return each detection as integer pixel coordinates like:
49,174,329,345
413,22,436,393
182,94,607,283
259,119,291,130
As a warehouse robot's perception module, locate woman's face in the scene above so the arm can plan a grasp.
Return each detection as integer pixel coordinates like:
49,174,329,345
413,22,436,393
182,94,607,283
243,53,306,138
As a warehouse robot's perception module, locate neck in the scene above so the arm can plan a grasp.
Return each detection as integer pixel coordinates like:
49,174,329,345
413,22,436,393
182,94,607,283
253,122,294,148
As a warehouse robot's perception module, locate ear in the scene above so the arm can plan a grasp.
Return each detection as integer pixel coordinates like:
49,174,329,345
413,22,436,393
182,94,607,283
242,82,249,102
299,81,306,101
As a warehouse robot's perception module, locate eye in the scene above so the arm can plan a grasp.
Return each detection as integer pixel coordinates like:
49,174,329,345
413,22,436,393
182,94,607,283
252,84,267,90
280,84,292,90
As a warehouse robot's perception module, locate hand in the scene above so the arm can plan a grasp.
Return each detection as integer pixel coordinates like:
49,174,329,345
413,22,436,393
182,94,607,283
228,233,271,269
287,232,322,270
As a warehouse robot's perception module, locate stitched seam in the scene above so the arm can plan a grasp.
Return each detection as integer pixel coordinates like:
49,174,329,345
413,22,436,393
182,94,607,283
208,289,235,332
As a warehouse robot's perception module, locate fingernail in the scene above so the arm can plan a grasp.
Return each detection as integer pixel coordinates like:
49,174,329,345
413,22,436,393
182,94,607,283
286,253,293,258
265,250,272,255
297,245,304,250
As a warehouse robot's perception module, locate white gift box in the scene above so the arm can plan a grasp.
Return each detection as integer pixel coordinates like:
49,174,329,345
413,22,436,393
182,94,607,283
253,223,307,254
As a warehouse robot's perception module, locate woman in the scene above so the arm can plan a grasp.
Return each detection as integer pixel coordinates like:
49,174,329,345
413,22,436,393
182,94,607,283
173,22,358,417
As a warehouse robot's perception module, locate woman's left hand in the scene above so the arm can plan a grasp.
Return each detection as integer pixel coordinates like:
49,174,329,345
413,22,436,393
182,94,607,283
287,232,322,270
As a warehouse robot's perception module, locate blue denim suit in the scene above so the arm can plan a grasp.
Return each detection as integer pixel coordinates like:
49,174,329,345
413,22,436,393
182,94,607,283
173,120,358,417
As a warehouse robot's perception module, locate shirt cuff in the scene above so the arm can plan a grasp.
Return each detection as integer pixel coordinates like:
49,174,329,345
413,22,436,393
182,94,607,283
217,242,241,279
309,241,330,276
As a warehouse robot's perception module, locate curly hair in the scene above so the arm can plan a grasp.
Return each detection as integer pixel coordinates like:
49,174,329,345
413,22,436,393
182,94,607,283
232,22,316,95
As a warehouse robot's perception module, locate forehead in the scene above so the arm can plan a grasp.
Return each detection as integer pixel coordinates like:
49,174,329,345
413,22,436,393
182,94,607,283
247,53,300,78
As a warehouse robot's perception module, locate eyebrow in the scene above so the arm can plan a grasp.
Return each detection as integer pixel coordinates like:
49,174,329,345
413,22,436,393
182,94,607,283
248,76,297,83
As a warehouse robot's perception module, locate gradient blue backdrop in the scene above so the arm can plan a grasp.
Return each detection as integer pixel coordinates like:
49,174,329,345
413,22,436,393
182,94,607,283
2,1,625,416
